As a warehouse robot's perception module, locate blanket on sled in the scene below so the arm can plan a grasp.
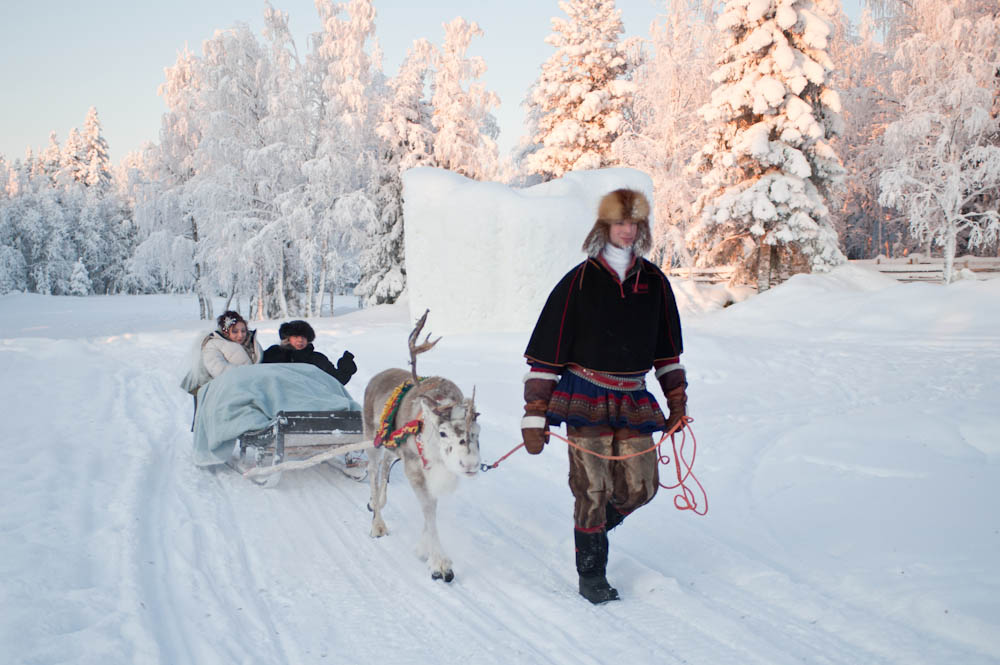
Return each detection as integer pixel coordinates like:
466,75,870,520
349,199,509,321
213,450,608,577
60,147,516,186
192,363,361,467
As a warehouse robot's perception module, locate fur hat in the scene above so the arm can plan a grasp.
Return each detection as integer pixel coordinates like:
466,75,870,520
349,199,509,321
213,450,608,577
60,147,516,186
278,320,316,342
581,188,652,258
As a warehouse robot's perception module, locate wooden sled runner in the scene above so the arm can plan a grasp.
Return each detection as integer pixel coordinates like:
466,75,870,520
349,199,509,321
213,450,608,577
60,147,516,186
228,410,370,488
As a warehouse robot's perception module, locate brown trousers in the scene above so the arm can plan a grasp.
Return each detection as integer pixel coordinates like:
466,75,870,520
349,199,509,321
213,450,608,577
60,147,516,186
567,425,659,530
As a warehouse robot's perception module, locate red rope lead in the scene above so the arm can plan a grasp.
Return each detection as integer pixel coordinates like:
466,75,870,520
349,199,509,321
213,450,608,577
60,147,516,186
658,417,707,516
482,417,707,516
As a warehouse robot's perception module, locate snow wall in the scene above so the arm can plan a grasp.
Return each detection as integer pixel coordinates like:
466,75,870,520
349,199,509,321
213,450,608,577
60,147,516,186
402,167,654,334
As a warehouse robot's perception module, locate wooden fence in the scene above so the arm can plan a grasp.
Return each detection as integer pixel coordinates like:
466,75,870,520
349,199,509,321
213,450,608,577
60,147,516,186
667,256,1000,285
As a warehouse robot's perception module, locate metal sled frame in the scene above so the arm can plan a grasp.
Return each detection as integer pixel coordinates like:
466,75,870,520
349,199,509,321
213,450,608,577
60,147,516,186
231,410,366,487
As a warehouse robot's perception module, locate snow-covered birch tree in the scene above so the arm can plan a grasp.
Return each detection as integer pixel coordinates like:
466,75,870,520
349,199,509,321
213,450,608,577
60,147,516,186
139,47,213,317
878,0,1000,283
827,7,901,259
357,38,435,305
524,0,637,180
615,0,717,267
297,0,381,315
431,17,500,180
690,0,846,291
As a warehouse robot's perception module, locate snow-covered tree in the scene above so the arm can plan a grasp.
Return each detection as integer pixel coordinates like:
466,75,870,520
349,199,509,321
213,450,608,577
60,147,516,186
136,47,213,317
39,132,62,184
59,128,87,188
878,0,1000,283
825,7,903,259
357,38,435,305
524,0,637,180
82,107,112,192
614,0,717,267
431,17,500,180
293,0,381,316
690,0,846,291
68,258,91,296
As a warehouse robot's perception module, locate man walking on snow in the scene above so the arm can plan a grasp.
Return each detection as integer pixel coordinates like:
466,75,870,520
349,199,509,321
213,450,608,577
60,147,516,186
521,188,688,604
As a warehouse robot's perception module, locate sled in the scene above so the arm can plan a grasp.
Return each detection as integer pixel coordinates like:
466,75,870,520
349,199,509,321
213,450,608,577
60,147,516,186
228,410,370,488
191,364,369,486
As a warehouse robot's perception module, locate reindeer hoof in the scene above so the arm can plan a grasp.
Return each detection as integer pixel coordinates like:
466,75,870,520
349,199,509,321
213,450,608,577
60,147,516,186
431,569,455,583
370,519,389,538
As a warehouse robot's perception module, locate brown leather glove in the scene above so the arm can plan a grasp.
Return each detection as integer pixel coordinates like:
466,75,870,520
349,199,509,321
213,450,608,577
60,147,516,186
521,420,550,454
523,370,558,455
521,398,550,454
665,384,687,433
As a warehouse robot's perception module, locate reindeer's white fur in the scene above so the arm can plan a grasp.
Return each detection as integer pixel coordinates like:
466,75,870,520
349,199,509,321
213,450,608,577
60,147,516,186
363,368,480,582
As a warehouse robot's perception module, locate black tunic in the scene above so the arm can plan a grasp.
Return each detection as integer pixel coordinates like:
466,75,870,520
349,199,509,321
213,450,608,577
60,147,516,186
524,257,683,375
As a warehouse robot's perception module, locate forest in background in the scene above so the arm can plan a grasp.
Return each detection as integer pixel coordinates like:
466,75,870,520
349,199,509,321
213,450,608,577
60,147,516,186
1,0,997,318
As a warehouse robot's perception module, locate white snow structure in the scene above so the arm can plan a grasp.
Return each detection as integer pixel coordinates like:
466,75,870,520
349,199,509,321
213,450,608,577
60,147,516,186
402,166,654,334
691,0,846,290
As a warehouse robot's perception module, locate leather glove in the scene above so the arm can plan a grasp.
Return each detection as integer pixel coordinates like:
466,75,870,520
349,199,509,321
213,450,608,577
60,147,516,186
337,351,357,379
521,416,549,455
522,397,550,455
665,384,687,433
522,370,558,455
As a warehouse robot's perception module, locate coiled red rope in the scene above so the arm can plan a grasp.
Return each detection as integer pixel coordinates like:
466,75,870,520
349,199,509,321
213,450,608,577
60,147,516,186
482,416,707,516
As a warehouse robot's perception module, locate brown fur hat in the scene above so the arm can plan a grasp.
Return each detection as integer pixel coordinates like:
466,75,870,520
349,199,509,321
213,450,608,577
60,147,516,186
581,188,652,257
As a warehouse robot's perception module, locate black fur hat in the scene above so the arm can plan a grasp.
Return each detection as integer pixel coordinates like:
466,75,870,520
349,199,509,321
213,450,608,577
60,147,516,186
278,320,315,342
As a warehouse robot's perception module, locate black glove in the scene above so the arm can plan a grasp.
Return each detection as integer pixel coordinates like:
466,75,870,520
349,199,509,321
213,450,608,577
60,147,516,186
336,351,357,383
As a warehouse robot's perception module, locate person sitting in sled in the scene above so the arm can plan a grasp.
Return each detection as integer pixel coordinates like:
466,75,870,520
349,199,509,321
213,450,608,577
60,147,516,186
262,320,357,386
200,310,263,381
521,188,688,605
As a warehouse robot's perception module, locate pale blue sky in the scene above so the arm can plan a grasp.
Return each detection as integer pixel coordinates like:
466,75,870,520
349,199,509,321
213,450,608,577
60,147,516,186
0,0,862,164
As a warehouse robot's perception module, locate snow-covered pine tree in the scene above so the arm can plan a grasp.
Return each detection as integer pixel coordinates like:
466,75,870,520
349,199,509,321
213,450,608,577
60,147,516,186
614,0,717,268
690,0,846,291
68,258,91,296
524,0,637,180
39,132,62,185
431,17,500,180
82,107,112,193
878,0,1000,283
357,38,436,306
59,128,87,188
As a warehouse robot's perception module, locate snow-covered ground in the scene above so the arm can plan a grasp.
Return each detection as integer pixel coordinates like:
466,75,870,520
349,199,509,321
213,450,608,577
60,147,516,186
2,266,998,665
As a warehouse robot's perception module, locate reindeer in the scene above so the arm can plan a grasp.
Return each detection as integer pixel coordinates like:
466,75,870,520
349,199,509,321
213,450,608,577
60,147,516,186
362,310,481,582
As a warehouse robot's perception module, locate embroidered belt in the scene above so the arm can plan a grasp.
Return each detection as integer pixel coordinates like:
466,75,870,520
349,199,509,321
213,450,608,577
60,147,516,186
567,364,646,391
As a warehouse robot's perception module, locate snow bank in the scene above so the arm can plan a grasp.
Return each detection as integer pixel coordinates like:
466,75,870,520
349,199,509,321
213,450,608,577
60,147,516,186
402,167,654,333
711,263,1000,338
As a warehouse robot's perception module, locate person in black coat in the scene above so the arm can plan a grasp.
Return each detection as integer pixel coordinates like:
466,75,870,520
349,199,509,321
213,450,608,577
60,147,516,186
262,320,357,386
521,188,687,605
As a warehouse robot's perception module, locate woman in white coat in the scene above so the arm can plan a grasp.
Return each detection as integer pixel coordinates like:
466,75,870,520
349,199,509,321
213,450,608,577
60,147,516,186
200,310,263,379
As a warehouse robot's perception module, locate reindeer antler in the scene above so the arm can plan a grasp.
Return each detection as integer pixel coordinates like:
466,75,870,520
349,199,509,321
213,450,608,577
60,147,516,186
408,309,441,382
465,385,478,432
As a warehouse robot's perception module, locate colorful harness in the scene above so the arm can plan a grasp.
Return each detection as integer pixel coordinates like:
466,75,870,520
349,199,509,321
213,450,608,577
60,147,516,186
374,379,424,449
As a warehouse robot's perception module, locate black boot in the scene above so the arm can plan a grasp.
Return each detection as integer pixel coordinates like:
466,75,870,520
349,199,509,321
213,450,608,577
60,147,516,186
605,502,627,531
575,529,620,604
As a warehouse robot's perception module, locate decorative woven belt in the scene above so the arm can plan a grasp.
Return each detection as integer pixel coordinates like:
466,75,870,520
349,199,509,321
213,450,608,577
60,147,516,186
567,364,646,391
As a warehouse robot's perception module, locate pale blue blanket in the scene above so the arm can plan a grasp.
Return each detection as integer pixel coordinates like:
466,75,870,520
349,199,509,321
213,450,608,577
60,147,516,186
192,363,361,467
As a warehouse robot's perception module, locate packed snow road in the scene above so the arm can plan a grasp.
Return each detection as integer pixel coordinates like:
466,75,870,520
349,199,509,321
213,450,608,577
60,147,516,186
1,272,998,664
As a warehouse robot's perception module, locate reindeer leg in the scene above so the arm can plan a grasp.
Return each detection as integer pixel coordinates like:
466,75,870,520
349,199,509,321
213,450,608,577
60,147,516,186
368,447,390,538
401,455,454,582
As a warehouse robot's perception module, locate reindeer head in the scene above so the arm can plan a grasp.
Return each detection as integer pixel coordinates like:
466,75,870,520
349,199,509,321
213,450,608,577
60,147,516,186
419,392,480,478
